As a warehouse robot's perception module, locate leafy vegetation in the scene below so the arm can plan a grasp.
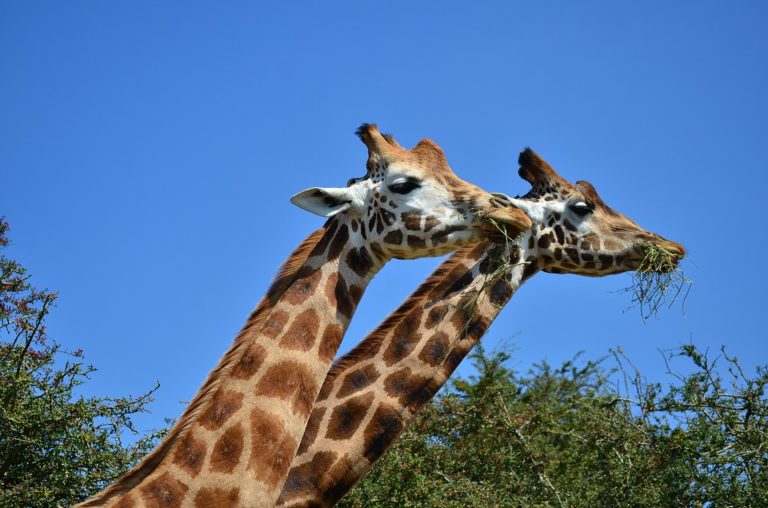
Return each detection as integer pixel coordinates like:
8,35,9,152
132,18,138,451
341,344,768,507
0,218,166,507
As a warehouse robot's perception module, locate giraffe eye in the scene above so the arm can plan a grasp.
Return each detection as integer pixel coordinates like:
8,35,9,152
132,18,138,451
389,179,421,195
570,201,593,216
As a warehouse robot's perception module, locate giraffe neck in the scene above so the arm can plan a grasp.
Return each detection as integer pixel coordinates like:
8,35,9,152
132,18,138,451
80,220,387,508
278,236,535,507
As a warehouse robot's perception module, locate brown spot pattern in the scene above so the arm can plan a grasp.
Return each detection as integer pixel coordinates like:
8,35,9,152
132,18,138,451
337,363,381,398
333,275,355,320
443,348,468,377
346,247,374,277
599,254,614,267
424,215,439,232
172,430,206,477
254,361,317,418
316,374,335,401
581,235,599,250
369,241,386,261
283,268,322,305
384,368,432,410
349,284,363,304
465,315,490,341
194,487,240,508
279,451,338,502
232,342,267,379
311,220,338,258
538,231,554,249
279,308,320,351
383,310,422,365
449,302,474,333
139,472,188,508
262,310,290,339
418,331,449,366
327,224,349,261
431,225,466,245
200,389,244,431
324,272,339,304
249,408,298,490
490,278,513,307
425,305,448,329
297,406,326,455
401,212,421,230
319,454,358,506
554,224,565,244
326,392,375,440
383,229,403,244
210,423,244,473
318,323,344,363
447,270,474,294
363,403,404,462
523,258,539,280
406,235,427,249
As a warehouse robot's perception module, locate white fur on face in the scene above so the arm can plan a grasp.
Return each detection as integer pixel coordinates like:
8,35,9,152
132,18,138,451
346,179,376,216
506,196,565,226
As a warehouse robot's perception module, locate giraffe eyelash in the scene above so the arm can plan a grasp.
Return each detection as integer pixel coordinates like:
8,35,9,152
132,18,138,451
570,201,593,216
388,178,422,195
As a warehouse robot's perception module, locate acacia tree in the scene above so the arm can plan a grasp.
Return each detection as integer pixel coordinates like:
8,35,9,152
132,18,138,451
0,218,166,507
342,345,768,507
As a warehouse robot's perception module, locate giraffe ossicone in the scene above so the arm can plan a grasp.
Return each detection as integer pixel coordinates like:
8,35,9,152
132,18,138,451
76,124,530,508
278,147,685,507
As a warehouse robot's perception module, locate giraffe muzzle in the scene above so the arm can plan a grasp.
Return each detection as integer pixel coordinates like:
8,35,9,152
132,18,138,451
480,206,532,239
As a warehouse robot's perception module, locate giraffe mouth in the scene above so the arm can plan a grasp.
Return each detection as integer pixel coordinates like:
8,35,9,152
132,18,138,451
478,205,533,240
629,241,685,273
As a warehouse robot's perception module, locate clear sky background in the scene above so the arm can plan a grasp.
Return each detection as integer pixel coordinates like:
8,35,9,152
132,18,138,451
2,2,767,437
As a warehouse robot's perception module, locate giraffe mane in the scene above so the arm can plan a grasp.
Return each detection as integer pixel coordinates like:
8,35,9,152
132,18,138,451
80,225,329,505
322,243,481,386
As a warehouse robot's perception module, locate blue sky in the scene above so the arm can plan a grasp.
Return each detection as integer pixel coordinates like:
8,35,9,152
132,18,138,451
2,2,767,436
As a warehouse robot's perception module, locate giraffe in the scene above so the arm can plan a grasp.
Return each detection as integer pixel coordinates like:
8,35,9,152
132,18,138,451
76,125,531,508
276,147,686,507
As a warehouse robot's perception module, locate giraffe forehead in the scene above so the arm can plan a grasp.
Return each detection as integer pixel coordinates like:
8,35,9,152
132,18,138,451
510,197,567,224
382,162,427,181
349,161,409,187
362,166,455,202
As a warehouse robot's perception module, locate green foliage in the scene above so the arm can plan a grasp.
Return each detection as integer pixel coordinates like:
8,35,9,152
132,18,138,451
0,218,166,507
341,344,768,508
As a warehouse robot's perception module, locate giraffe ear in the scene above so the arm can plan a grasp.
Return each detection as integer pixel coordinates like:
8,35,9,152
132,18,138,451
290,187,354,217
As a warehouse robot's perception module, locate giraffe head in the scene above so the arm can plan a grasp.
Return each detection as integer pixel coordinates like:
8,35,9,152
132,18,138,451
291,124,531,262
504,148,685,277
